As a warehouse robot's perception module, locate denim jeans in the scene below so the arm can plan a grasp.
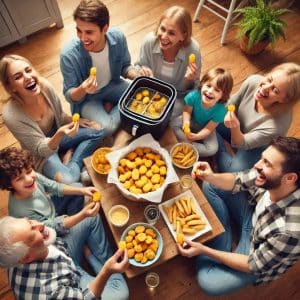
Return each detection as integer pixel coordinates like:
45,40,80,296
64,215,129,300
216,123,265,172
81,79,129,136
196,182,257,296
42,127,105,184
51,183,84,216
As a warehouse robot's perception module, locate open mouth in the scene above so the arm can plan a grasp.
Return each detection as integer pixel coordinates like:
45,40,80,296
160,39,171,47
256,88,268,99
25,81,37,91
203,92,214,101
42,227,49,240
255,170,266,184
25,180,35,189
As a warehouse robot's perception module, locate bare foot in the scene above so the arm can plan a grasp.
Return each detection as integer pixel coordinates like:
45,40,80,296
104,102,113,113
62,149,74,165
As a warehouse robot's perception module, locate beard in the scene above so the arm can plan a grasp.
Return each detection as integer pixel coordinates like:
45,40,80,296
255,169,282,190
44,226,57,246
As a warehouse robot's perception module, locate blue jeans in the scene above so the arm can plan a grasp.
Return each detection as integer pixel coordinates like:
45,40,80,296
216,124,265,172
81,79,129,136
51,183,84,216
42,127,105,184
196,182,257,296
64,215,129,300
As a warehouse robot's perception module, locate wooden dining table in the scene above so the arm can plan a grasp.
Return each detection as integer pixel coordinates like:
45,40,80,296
84,127,224,278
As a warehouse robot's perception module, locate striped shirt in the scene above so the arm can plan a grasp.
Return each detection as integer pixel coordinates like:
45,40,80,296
233,169,300,284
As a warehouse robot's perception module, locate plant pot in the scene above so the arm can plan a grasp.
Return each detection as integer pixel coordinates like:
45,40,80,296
239,35,269,55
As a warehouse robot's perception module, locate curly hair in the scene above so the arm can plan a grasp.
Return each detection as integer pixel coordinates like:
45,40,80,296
0,147,34,191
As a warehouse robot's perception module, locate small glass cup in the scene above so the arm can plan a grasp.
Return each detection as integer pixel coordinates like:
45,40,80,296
180,174,193,191
145,271,160,289
144,205,160,225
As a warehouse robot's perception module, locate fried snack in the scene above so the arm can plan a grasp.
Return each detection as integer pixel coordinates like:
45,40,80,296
90,67,97,76
162,196,206,237
120,225,160,264
72,113,80,122
92,191,101,202
92,148,112,174
227,104,236,112
171,144,197,168
189,53,196,64
176,232,184,245
182,123,191,134
118,147,167,195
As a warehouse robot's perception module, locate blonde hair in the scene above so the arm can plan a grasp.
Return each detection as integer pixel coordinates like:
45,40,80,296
267,62,300,115
0,54,44,103
156,6,192,47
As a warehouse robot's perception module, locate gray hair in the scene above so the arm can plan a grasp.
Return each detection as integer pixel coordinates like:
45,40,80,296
0,216,29,268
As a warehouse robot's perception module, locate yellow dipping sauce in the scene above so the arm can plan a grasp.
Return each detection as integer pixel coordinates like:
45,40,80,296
110,208,128,225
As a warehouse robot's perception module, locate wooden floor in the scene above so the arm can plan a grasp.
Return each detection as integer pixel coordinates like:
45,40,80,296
0,0,300,299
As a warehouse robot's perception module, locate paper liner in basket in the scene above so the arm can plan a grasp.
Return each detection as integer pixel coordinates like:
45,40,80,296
106,134,179,203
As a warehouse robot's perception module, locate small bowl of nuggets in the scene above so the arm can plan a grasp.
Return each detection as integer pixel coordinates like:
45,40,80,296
170,143,198,169
118,222,163,267
91,147,113,174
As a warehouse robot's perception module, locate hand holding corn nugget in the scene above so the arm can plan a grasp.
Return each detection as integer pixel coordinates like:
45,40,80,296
227,104,235,113
188,53,196,64
192,161,213,180
90,67,97,76
72,113,80,122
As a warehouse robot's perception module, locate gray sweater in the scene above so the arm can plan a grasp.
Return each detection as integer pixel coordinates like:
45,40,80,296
3,81,70,171
229,75,292,150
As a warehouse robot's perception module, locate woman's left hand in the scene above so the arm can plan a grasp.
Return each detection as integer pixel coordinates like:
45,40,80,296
177,239,204,258
184,63,198,81
82,201,100,217
81,186,99,197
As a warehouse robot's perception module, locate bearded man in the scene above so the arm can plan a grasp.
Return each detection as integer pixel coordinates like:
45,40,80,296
178,136,300,296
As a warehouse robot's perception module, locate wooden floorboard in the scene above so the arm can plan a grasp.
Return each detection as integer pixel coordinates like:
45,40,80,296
0,0,300,299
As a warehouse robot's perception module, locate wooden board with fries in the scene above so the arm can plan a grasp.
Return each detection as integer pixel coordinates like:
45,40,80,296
158,190,212,242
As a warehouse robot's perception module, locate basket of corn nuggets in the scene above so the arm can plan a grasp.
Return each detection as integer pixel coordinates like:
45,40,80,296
106,134,179,203
159,190,212,243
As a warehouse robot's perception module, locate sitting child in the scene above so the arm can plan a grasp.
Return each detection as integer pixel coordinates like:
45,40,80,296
171,68,233,157
0,147,100,228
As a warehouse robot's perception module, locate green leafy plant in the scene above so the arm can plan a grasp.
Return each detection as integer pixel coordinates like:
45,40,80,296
235,0,290,49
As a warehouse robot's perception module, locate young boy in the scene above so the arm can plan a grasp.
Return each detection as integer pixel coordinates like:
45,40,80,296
0,147,100,228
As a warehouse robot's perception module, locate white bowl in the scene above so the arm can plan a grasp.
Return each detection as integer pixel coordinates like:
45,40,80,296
108,205,130,227
170,142,199,169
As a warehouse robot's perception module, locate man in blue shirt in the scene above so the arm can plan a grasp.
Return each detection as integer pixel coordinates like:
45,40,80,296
60,0,137,136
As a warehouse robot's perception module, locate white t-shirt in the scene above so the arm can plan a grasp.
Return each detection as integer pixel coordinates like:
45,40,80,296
160,60,174,81
252,191,272,226
90,43,111,90
47,244,75,268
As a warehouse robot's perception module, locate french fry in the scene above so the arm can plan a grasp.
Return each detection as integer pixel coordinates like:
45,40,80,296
175,200,185,215
167,206,173,223
186,197,192,215
172,206,177,230
185,214,200,222
182,228,197,234
180,198,189,215
187,219,205,226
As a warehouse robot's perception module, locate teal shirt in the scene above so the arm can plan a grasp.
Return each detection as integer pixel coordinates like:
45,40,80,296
8,173,64,228
184,90,226,127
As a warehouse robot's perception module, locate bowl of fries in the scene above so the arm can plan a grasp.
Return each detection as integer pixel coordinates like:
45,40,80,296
170,143,198,169
91,147,113,174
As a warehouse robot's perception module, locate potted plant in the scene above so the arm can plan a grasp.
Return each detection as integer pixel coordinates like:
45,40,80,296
235,0,290,55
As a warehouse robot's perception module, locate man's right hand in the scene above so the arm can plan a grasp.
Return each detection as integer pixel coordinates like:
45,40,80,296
192,161,214,181
104,249,129,275
80,74,98,94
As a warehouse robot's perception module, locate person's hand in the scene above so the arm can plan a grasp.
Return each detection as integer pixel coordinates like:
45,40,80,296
82,201,100,217
191,161,213,181
81,75,98,94
224,111,240,129
184,63,198,81
103,249,129,275
137,65,153,77
185,132,200,141
81,186,99,197
57,121,79,137
79,118,102,130
177,239,204,257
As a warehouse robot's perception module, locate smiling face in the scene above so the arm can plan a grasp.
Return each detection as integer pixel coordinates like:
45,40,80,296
11,167,37,198
201,77,224,108
157,17,185,53
75,18,107,52
12,218,56,264
7,60,40,98
254,146,286,190
254,70,290,108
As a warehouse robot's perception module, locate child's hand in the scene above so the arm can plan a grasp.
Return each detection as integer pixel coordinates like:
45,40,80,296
82,201,100,217
185,132,199,141
224,111,240,129
81,186,99,198
192,161,213,180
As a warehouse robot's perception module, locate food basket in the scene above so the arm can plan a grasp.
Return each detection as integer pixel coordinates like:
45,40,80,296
119,76,177,139
106,133,179,203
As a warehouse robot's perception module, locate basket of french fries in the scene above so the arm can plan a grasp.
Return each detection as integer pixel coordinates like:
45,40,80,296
159,190,212,244
170,142,199,169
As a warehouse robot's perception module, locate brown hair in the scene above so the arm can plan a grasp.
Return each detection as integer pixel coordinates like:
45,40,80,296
199,68,233,103
0,54,44,103
0,147,34,192
267,62,300,115
270,136,300,188
156,6,192,47
73,0,109,30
